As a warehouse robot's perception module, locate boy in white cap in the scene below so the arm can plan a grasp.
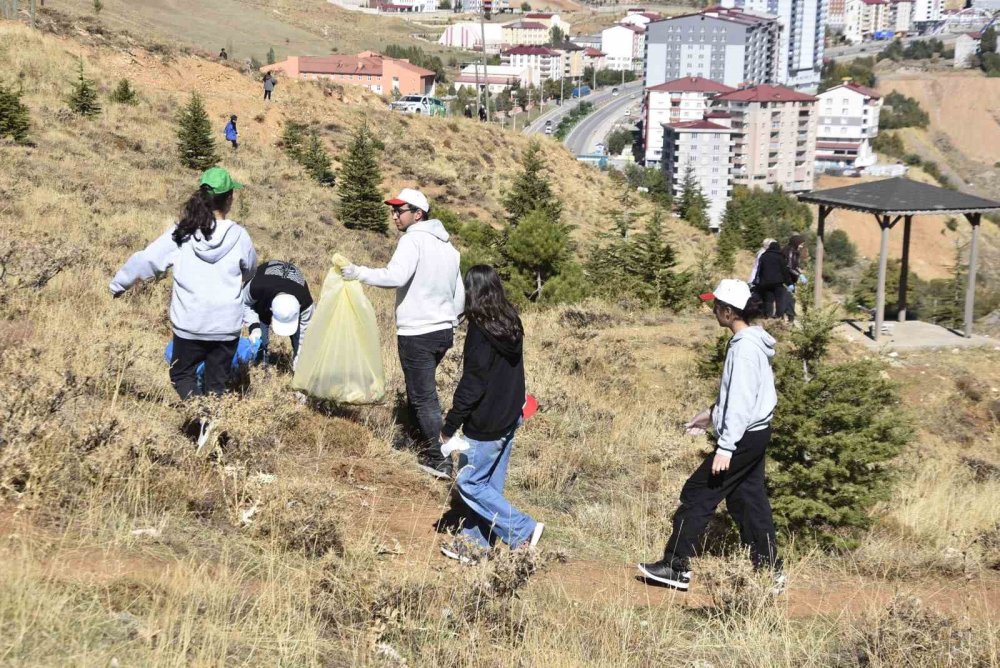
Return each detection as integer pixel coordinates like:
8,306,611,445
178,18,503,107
638,279,782,592
341,188,464,480
243,260,314,370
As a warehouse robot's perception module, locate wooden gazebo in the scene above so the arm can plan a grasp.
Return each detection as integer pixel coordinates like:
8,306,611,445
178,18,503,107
798,177,1000,341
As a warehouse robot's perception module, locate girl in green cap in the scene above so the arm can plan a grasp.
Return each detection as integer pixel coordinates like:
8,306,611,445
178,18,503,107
110,168,257,400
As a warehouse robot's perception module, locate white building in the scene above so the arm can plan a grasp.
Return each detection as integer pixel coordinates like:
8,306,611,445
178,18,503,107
911,0,942,23
601,23,645,72
724,0,827,91
815,82,882,169
524,12,572,33
454,64,533,92
378,0,438,12
891,0,913,34
843,0,864,43
438,22,504,53
643,76,735,166
501,46,564,82
619,11,663,28
954,32,982,68
661,119,737,227
860,0,891,39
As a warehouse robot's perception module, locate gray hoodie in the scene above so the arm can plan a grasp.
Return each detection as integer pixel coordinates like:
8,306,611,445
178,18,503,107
354,219,464,336
110,220,257,341
711,325,777,456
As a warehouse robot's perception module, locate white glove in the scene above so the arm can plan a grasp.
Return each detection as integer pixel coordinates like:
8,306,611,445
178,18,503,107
441,433,471,457
248,328,262,345
341,265,361,280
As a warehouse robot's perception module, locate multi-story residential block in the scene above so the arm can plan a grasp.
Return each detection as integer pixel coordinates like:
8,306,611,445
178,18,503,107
827,0,847,29
843,0,864,42
643,76,735,166
555,42,586,78
582,47,607,72
644,8,781,89
570,33,602,50
710,84,817,191
911,0,942,23
724,0,827,91
859,0,891,38
661,119,738,227
460,0,509,13
815,82,882,168
501,20,550,46
261,52,435,96
601,23,645,71
438,22,504,52
454,64,534,92
501,46,565,82
890,0,913,33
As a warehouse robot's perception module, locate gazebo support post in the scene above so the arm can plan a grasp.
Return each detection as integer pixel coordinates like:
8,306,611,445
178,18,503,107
963,212,982,338
813,205,831,308
873,214,891,342
897,214,913,322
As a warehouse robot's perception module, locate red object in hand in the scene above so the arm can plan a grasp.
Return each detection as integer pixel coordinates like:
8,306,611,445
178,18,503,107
522,394,539,420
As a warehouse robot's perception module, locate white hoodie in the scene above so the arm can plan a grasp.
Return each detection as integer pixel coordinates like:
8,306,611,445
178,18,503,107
110,220,257,341
354,219,464,336
711,325,777,456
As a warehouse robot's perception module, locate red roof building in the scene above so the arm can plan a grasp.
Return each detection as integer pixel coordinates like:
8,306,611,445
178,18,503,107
713,84,817,103
646,76,736,94
261,52,435,96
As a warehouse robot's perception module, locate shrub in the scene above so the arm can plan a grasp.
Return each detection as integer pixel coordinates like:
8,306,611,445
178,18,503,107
175,92,218,170
108,78,139,105
605,127,633,156
339,124,387,234
824,229,857,268
68,59,101,118
299,131,336,187
0,82,31,144
880,91,929,129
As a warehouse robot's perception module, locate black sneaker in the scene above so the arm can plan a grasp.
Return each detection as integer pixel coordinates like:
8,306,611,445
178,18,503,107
416,455,453,481
637,560,691,590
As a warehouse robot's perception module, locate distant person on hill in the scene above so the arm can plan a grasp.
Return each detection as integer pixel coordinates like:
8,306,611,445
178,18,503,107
638,279,782,592
110,167,257,402
224,115,239,150
438,265,543,564
464,104,473,119
243,260,314,370
781,234,807,322
747,237,776,285
340,189,464,480
263,72,276,101
219,47,228,61
752,241,789,318
478,105,487,122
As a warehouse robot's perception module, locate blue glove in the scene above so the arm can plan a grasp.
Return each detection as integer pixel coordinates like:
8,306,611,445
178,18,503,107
799,273,808,285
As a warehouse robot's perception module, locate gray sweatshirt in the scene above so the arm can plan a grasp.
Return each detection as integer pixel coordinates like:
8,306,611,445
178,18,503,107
109,220,257,341
711,325,777,456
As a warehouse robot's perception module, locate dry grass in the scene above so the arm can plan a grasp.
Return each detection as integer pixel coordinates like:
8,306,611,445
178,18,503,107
1,19,999,667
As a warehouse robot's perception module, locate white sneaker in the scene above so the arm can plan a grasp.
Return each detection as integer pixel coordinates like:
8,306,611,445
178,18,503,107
770,573,787,596
195,418,216,456
529,522,545,548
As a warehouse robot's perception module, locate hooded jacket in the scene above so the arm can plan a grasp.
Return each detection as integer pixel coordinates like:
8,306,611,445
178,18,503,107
711,326,777,457
224,121,238,141
442,320,526,441
354,219,464,336
109,220,257,341
784,235,804,283
755,245,789,288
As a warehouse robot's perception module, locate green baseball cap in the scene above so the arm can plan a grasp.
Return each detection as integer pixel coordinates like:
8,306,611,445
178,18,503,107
199,167,244,195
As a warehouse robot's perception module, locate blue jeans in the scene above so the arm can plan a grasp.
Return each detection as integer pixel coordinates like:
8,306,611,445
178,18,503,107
254,322,300,366
455,422,537,549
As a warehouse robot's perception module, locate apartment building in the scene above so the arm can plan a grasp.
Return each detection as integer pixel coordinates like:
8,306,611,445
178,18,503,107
555,42,586,78
582,47,607,72
827,0,847,29
911,0,942,23
643,76,735,166
711,84,817,192
261,52,435,96
601,23,645,71
859,0,891,38
501,20,550,46
815,82,882,168
461,0,509,13
723,0,827,91
661,119,738,227
501,46,564,82
891,0,914,34
644,8,781,89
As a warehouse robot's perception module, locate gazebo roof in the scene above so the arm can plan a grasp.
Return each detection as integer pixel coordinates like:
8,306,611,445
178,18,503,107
798,177,1000,216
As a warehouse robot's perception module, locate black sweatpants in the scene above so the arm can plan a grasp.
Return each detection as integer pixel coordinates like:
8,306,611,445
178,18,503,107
169,335,238,399
663,427,779,571
397,329,453,456
757,283,785,319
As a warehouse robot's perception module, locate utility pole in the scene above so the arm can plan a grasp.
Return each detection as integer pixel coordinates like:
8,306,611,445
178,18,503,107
474,60,482,115
480,0,491,122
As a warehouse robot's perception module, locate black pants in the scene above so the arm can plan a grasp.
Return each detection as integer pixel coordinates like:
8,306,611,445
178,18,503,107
757,284,785,319
397,329,453,456
229,139,239,149
663,427,779,571
169,335,238,400
263,90,272,100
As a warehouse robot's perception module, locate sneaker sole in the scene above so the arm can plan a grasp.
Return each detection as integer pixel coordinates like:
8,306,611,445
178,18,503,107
440,545,477,564
637,563,690,591
417,463,451,480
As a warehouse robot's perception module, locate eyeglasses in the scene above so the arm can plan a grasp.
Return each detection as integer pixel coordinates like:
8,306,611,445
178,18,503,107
390,206,416,216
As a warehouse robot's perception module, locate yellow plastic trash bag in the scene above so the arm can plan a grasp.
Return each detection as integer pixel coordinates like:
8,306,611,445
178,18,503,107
291,253,385,404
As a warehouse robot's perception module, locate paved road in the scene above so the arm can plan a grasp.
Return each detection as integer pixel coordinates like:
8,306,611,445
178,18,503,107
565,87,642,155
825,33,957,61
523,80,642,135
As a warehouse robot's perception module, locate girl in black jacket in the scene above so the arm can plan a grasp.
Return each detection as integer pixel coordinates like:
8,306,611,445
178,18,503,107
439,265,543,563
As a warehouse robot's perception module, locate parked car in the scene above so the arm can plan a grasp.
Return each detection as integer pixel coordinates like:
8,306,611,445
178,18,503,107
544,119,553,135
389,95,447,117
611,87,619,96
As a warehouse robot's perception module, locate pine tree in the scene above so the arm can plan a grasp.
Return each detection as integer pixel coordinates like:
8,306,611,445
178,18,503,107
676,164,709,231
109,78,139,105
300,131,336,187
339,124,387,234
68,59,101,118
714,216,741,272
505,209,572,300
175,92,219,170
267,47,277,65
636,211,687,308
502,141,562,226
281,120,307,161
0,83,31,145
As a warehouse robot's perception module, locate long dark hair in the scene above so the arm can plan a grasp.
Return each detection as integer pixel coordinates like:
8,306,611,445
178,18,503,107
464,265,523,343
173,185,231,245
